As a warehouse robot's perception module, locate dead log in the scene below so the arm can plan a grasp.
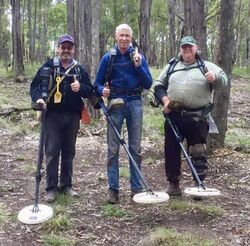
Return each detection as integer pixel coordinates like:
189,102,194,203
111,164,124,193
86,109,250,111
0,107,31,116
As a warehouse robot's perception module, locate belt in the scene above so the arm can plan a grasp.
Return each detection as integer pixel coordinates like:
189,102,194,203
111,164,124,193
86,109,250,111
180,110,203,117
110,86,142,96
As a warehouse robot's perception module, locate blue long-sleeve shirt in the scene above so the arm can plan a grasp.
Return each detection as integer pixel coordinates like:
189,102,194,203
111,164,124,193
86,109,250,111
94,46,152,100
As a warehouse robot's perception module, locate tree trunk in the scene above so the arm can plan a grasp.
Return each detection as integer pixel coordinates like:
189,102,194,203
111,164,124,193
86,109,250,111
90,0,100,83
168,0,176,58
245,0,250,66
27,0,32,61
78,0,92,74
11,0,25,77
124,0,128,22
210,0,235,147
184,0,207,58
31,0,37,62
67,0,75,39
139,0,152,61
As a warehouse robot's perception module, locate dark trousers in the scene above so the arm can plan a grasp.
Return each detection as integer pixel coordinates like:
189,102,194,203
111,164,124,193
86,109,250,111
164,112,209,182
45,111,80,192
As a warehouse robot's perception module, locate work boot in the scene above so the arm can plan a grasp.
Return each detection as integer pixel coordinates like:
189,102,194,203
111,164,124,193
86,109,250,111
107,190,119,204
65,188,79,198
45,191,57,203
166,182,182,197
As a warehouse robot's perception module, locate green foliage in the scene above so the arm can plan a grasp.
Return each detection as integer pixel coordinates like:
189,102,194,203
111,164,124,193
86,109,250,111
141,227,218,246
24,63,41,78
100,0,140,49
233,66,250,78
150,67,162,81
42,234,75,246
168,198,224,218
119,166,130,179
143,106,164,140
21,162,37,175
42,206,72,233
102,204,129,218
54,193,74,207
0,203,8,225
225,128,250,152
47,3,67,43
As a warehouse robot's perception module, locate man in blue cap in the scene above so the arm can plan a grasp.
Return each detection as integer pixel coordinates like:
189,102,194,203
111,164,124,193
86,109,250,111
30,34,94,203
154,36,228,196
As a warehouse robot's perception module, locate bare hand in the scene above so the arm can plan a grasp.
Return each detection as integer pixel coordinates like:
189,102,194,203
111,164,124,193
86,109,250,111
162,96,172,114
36,98,47,109
71,75,80,92
205,69,216,83
102,82,110,98
133,47,142,67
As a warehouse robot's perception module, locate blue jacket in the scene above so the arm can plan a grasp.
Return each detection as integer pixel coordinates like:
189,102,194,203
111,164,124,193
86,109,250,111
94,46,152,100
30,58,93,113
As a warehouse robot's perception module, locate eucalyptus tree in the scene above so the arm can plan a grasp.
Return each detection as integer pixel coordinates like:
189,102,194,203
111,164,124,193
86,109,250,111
0,0,10,70
11,0,25,77
139,0,152,61
211,0,235,147
183,0,207,58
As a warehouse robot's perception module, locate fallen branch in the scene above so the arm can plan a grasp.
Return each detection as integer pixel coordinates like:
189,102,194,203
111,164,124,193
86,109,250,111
0,107,31,116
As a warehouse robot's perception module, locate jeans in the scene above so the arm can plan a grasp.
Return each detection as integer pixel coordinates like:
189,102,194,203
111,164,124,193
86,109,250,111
164,112,209,182
45,111,80,192
107,99,143,193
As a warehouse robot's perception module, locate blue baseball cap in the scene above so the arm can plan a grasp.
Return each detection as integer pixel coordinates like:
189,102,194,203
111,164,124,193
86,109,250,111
58,34,74,45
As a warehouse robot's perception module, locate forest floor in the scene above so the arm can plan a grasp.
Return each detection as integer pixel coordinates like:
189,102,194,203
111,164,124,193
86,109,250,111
0,77,249,246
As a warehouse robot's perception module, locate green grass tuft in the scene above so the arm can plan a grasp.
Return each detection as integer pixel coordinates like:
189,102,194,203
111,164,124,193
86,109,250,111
168,198,224,218
42,233,75,246
233,66,250,78
101,204,129,218
139,227,218,246
119,166,130,179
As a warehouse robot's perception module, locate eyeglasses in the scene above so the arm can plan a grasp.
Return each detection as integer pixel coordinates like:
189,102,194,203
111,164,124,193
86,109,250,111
60,45,73,50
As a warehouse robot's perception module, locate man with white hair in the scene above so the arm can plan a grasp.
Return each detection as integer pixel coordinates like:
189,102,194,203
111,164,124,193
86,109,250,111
95,24,153,204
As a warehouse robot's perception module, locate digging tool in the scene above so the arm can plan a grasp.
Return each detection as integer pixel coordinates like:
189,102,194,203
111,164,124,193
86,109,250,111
98,101,169,204
164,114,221,197
54,76,62,103
18,103,53,224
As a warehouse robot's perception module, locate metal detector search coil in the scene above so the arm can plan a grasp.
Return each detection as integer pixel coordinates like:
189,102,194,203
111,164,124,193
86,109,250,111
184,187,221,197
18,204,53,224
133,192,169,204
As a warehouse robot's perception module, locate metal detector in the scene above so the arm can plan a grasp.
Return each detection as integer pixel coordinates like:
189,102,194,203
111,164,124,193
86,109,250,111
99,101,169,204
18,104,53,224
164,115,221,198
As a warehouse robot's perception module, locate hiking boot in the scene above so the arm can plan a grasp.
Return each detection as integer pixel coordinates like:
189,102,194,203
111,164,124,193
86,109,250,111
130,189,143,198
65,188,80,198
45,191,56,203
166,182,182,197
107,190,119,204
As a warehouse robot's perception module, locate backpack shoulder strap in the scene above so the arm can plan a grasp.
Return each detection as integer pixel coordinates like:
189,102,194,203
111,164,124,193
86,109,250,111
105,47,117,82
196,57,213,91
53,57,60,79
165,57,179,84
196,56,206,75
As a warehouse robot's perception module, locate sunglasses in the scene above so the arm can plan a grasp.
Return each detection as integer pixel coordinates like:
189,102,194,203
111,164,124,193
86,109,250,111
60,45,73,50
